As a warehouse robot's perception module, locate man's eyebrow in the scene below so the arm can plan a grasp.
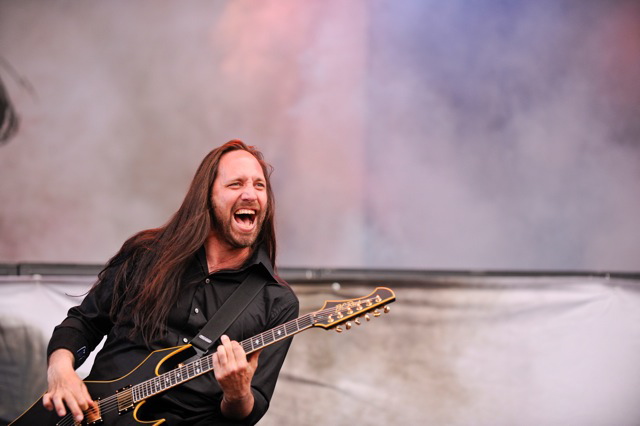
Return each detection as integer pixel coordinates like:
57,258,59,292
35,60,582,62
223,175,265,183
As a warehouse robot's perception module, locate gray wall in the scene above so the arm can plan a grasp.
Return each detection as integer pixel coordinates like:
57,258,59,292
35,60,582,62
1,0,639,271
3,276,640,425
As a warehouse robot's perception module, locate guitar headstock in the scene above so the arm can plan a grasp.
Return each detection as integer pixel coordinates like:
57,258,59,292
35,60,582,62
312,287,395,332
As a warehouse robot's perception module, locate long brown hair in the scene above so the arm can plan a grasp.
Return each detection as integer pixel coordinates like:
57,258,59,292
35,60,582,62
98,140,277,343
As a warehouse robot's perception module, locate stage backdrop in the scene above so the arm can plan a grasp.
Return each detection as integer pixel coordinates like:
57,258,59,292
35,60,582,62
1,0,639,272
1,271,640,426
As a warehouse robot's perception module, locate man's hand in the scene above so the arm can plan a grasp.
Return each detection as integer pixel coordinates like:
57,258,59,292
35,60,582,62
212,334,262,420
42,349,94,423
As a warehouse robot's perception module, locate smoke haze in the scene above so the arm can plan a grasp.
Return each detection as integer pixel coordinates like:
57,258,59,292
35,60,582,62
0,0,638,271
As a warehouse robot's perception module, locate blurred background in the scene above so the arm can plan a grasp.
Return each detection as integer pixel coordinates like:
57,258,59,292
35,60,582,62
1,1,639,425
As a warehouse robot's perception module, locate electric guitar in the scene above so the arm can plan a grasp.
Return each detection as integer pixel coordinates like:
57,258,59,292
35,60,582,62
10,287,395,426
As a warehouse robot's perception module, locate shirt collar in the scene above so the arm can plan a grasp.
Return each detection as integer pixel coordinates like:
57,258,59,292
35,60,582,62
195,244,277,281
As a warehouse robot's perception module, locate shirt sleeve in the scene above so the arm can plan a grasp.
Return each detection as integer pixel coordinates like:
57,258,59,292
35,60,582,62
242,287,300,425
46,266,117,369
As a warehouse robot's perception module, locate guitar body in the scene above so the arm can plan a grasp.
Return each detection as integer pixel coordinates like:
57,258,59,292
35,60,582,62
10,345,192,426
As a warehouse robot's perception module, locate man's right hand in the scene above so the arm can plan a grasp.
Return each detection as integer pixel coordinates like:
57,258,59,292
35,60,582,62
42,349,94,423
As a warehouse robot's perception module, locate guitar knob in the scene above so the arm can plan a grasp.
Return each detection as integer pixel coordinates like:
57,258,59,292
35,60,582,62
384,306,391,314
335,326,343,333
346,322,352,330
373,309,381,317
364,314,371,321
354,318,361,325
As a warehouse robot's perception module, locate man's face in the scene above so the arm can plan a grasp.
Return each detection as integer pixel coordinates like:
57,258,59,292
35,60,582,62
211,150,268,249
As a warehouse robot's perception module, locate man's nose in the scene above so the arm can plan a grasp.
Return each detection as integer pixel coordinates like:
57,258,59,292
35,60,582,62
240,186,258,200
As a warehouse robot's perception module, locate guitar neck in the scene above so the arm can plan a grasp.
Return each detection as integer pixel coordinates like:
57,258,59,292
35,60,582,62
241,312,314,355
130,313,314,402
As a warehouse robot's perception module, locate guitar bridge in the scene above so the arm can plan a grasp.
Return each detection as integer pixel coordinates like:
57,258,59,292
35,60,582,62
55,401,103,426
85,398,103,425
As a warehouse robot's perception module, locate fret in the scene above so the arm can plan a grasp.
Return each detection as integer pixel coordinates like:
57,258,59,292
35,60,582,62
176,365,184,382
285,319,298,335
263,328,274,345
298,314,312,329
274,324,286,340
252,335,264,349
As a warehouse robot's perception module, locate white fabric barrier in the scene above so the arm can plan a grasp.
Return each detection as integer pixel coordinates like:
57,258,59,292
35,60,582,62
1,274,639,425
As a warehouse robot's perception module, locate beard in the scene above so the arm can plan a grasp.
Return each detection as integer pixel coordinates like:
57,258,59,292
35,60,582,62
211,201,266,249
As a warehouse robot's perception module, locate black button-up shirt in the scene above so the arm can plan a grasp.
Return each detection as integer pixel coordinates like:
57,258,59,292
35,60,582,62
48,246,299,425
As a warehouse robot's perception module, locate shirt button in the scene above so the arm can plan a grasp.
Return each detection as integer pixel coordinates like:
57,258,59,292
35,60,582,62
194,308,199,314
182,337,188,343
205,278,210,284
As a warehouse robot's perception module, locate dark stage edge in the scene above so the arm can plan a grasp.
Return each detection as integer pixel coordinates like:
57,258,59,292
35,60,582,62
0,263,638,285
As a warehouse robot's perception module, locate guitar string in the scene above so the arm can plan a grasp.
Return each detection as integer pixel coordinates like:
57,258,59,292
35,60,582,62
57,295,387,423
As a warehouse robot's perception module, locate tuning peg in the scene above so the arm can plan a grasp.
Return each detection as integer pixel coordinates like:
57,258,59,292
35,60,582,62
354,318,361,325
347,308,353,315
373,309,381,317
335,326,343,333
364,314,371,321
345,322,352,330
337,312,344,319
384,305,391,314
356,303,363,311
328,314,334,323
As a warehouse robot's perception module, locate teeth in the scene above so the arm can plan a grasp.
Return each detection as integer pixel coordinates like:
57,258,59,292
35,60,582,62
236,209,255,215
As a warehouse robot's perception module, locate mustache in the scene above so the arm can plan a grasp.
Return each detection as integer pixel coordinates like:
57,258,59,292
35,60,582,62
232,200,262,211
210,200,261,211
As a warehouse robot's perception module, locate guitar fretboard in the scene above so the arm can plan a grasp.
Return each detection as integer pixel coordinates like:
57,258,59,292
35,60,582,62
130,312,315,402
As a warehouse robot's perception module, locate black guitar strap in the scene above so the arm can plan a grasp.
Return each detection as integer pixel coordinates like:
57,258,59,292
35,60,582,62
189,273,267,356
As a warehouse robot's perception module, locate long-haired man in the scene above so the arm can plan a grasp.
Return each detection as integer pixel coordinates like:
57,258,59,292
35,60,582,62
43,140,299,425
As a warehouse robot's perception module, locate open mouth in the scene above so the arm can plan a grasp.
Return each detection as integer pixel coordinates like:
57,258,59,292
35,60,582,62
233,208,257,231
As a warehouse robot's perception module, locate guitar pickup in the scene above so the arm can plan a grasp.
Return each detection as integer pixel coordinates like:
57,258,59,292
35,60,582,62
116,385,135,414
